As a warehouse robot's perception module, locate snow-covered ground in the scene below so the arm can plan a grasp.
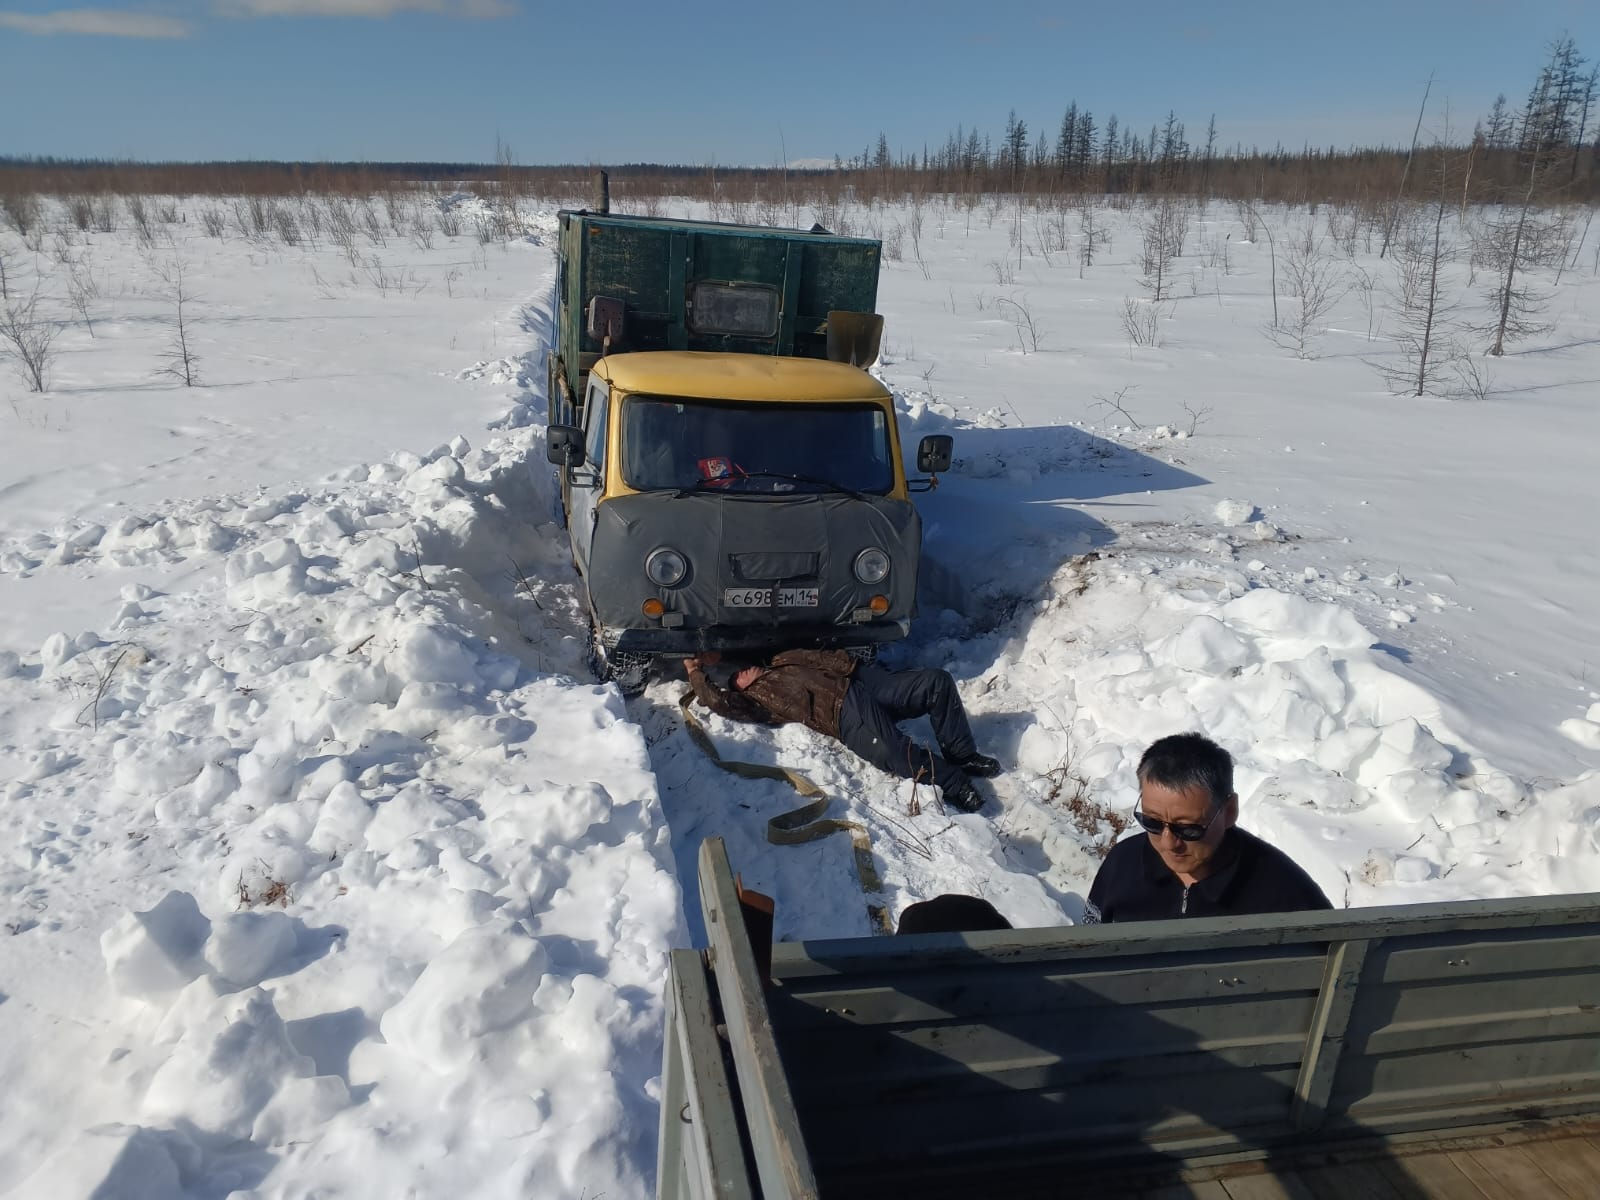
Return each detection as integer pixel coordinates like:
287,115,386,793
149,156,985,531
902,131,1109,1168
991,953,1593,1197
1,190,1596,1198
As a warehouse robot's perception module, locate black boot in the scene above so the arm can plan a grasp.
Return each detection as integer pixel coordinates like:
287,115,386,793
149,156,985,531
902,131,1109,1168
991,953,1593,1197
943,776,985,813
952,752,1001,778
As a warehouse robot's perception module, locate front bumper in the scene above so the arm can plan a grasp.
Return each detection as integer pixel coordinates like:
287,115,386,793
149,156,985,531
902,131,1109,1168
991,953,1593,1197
610,618,910,656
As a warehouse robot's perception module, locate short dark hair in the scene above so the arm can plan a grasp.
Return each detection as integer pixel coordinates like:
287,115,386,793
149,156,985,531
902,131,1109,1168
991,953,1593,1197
896,894,1013,936
1136,733,1234,808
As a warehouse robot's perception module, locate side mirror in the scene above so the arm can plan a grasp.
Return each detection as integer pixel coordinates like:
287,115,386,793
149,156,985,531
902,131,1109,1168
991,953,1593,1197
546,424,586,467
916,434,953,475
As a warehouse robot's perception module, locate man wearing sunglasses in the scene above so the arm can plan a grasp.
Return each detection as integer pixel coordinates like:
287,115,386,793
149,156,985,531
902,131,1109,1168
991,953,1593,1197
1083,733,1331,924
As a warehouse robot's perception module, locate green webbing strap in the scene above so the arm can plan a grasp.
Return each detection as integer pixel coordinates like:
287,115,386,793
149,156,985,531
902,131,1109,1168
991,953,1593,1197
679,690,891,934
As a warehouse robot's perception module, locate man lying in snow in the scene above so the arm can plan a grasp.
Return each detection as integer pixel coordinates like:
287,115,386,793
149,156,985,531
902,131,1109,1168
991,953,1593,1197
683,650,999,813
1084,732,1332,923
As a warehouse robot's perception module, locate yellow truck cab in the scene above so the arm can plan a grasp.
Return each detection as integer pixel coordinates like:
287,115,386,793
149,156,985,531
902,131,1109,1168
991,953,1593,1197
543,208,950,694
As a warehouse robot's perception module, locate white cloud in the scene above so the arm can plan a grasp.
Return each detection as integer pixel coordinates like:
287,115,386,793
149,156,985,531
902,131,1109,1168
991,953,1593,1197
0,8,192,37
214,0,513,16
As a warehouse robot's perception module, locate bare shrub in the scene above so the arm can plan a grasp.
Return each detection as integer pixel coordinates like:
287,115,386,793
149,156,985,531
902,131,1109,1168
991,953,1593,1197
882,221,904,262
245,195,271,237
1076,200,1109,275
1266,228,1348,358
200,207,228,238
360,202,386,246
91,195,118,233
1119,296,1163,348
299,198,326,241
67,196,94,231
154,257,200,387
271,202,301,247
1234,200,1258,242
0,287,62,392
994,293,1043,353
127,194,155,247
436,203,462,238
1092,384,1142,427
1,192,42,238
66,254,98,337
1138,197,1185,301
1202,233,1231,274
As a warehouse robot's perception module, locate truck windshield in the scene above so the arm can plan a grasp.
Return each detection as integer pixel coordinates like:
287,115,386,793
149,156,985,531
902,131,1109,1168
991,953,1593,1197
620,397,895,495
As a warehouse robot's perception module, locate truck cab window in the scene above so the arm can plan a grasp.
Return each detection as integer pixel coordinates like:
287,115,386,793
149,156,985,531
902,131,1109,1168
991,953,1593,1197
584,381,609,472
621,396,893,494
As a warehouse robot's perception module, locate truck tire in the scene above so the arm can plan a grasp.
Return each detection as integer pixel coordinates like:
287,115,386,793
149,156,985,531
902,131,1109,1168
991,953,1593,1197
586,619,650,697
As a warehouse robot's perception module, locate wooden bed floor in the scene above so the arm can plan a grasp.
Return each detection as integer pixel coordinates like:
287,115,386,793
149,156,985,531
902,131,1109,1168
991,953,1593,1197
1123,1127,1600,1199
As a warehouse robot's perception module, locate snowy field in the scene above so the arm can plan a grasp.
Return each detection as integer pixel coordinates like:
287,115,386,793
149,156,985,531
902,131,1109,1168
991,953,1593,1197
0,189,1597,1198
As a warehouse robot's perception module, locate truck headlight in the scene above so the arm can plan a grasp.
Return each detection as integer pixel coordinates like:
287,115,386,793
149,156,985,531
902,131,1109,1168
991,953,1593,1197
853,548,890,584
645,547,688,587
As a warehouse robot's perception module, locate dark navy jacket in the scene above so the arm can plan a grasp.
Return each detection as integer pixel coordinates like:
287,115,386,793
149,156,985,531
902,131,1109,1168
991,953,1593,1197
1084,827,1332,924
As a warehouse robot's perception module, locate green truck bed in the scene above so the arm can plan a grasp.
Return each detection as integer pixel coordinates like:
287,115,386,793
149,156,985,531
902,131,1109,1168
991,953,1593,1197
660,837,1600,1199
548,211,881,422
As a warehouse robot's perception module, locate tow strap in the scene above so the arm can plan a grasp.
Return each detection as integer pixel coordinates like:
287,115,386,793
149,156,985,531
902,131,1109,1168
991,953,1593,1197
678,690,891,934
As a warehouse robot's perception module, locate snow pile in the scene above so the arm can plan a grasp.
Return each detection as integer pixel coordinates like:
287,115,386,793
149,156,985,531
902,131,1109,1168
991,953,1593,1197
1,283,681,1195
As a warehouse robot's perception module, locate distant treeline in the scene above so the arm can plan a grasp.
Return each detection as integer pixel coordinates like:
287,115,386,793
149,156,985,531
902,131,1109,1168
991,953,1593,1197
3,38,1596,209
0,146,1592,210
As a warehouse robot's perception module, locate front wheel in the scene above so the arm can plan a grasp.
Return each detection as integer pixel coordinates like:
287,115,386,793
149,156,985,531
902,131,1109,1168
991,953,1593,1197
586,619,651,697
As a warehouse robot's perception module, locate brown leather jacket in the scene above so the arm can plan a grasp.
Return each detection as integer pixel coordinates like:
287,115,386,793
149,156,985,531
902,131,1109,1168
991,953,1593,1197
686,649,857,738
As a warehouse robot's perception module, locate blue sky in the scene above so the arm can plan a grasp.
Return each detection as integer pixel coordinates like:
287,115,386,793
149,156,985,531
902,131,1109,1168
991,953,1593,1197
2,0,1597,164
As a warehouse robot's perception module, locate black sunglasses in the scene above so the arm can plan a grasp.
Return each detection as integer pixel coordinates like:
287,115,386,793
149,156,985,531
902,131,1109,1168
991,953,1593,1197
1132,804,1223,842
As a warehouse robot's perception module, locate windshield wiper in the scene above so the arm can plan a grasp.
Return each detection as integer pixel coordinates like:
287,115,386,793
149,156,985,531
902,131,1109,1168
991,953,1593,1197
674,471,865,500
734,471,866,500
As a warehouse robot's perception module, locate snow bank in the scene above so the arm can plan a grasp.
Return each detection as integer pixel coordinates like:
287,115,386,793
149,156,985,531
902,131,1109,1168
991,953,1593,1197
1,311,682,1196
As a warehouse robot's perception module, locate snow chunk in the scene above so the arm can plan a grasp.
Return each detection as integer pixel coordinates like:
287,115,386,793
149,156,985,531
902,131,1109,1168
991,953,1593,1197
15,1124,191,1200
1558,718,1600,750
204,910,298,987
142,982,342,1141
40,631,76,669
1171,614,1252,674
390,623,480,688
101,891,212,999
224,536,304,585
379,918,549,1073
364,781,467,856
1214,498,1258,526
1221,589,1375,652
0,649,19,678
252,1073,353,1147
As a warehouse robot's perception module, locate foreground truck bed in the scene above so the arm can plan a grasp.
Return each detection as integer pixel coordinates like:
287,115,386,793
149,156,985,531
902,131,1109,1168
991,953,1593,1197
659,838,1600,1198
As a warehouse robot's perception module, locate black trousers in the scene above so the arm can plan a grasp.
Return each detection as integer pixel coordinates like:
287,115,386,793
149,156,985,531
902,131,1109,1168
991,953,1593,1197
837,666,977,791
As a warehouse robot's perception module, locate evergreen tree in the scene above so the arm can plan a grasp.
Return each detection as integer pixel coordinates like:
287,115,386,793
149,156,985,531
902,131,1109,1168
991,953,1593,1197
1056,103,1079,177
1075,110,1097,180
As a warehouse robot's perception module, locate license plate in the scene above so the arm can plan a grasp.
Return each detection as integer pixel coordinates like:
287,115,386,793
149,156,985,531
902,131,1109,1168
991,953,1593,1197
722,586,820,608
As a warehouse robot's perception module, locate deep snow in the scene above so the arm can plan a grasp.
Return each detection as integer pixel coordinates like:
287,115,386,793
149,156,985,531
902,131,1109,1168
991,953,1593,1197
0,190,1596,1198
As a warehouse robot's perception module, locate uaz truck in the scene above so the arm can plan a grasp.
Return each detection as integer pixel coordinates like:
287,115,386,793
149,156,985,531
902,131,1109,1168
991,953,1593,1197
545,207,951,694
